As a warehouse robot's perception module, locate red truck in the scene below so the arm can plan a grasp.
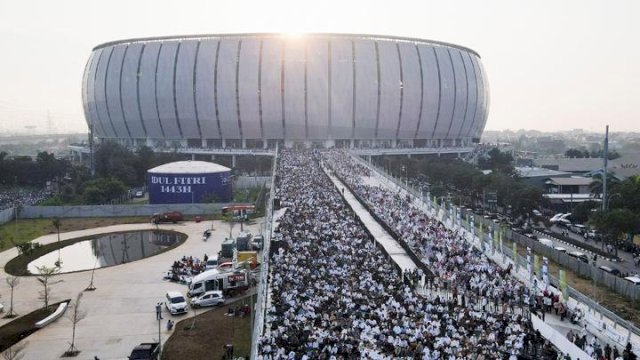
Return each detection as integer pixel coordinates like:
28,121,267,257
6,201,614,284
151,211,184,224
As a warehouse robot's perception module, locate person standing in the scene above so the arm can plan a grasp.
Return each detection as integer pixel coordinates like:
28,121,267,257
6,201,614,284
156,302,163,320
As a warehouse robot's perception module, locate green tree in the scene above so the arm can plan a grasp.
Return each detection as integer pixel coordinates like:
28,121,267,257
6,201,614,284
590,209,640,255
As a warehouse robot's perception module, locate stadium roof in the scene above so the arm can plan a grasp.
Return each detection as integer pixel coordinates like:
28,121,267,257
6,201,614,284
148,161,231,174
92,33,480,57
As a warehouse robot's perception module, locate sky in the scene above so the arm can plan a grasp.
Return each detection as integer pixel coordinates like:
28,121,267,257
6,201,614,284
0,0,638,134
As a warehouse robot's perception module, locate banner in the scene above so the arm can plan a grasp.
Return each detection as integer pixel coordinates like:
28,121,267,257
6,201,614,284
527,247,532,281
479,222,485,251
542,256,549,290
534,255,540,281
559,270,568,301
498,228,503,255
513,242,518,270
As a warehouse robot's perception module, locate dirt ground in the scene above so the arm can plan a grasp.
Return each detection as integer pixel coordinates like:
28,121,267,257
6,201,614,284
163,295,255,360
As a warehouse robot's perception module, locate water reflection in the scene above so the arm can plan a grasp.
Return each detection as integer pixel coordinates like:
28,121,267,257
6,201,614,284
28,231,182,274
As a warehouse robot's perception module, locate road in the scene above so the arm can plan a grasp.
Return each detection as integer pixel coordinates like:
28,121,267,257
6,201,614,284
542,224,639,276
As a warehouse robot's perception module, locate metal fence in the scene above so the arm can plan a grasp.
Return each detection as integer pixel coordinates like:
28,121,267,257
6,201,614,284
18,203,235,219
0,207,14,225
250,148,278,359
355,153,640,350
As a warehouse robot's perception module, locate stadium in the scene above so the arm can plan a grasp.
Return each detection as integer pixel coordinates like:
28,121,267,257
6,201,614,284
82,33,489,151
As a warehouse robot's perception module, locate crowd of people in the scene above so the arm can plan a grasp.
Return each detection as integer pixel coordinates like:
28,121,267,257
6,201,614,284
257,150,561,359
164,255,208,283
324,151,640,360
0,187,52,210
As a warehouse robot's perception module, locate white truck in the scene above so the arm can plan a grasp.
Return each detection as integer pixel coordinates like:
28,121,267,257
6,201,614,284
188,269,249,298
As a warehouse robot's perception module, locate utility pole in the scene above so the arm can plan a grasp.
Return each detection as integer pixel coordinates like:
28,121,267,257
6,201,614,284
602,125,609,212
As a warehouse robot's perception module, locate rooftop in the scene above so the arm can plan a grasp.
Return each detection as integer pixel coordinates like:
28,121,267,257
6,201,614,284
516,166,571,178
147,161,231,174
546,177,593,186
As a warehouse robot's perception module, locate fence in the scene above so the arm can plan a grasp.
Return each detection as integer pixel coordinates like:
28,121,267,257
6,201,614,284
17,203,235,219
0,207,14,225
235,176,271,189
355,153,640,348
250,147,279,359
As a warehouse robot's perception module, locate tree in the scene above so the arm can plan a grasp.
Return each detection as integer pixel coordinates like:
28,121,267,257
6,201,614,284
1,342,26,360
478,148,515,175
590,209,640,255
5,276,20,318
565,148,587,158
63,293,86,357
35,265,62,309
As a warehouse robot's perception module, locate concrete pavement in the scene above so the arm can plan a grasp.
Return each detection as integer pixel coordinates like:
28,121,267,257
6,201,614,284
0,219,265,359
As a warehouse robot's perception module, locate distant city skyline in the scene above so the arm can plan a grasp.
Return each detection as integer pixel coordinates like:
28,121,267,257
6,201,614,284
0,0,638,134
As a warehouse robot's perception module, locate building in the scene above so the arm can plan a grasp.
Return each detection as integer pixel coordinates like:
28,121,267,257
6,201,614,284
147,161,231,204
82,33,489,151
515,166,571,188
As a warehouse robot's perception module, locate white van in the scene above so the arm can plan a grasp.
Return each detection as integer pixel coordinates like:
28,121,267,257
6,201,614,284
205,255,219,270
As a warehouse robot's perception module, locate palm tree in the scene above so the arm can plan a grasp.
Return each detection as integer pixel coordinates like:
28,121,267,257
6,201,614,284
589,172,620,199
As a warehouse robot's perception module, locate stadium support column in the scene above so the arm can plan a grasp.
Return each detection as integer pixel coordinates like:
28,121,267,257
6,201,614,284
191,154,196,161
202,139,206,148
232,154,236,167
242,139,247,149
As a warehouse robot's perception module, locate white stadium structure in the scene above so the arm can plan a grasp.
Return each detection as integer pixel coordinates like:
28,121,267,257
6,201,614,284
81,33,489,152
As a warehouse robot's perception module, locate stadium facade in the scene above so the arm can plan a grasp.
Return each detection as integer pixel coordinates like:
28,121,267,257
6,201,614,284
82,33,489,149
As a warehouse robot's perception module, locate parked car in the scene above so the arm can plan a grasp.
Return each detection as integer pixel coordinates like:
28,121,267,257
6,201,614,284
251,235,264,250
532,209,543,217
204,254,219,270
151,211,184,224
554,246,567,253
128,342,159,360
570,224,586,235
568,251,589,263
134,190,144,198
165,291,188,315
550,213,565,223
556,218,572,228
585,230,602,241
599,265,621,276
190,290,225,308
623,276,640,286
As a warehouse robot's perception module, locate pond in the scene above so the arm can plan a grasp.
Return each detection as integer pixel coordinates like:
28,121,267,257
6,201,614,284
27,230,183,274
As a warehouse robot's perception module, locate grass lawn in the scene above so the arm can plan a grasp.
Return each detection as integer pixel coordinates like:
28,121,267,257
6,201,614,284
0,217,151,253
163,294,255,360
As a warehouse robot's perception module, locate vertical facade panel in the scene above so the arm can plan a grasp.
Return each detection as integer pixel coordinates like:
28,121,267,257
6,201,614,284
432,47,454,140
415,47,440,139
283,40,306,140
353,40,377,139
330,39,353,139
448,49,468,140
156,42,181,139
238,38,261,139
459,52,477,139
81,52,93,132
85,49,104,136
469,55,487,139
94,47,116,138
397,43,421,139
377,41,401,139
105,45,128,138
195,40,220,139
216,39,241,139
261,38,284,139
120,44,145,138
474,57,490,138
306,39,329,140
175,40,200,139
138,43,164,139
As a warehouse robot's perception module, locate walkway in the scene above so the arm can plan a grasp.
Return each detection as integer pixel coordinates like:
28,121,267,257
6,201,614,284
325,170,418,272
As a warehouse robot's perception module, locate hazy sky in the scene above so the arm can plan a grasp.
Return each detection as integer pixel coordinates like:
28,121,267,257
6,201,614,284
0,0,638,134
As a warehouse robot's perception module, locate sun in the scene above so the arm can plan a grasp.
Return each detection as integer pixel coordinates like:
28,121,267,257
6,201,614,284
281,31,306,39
